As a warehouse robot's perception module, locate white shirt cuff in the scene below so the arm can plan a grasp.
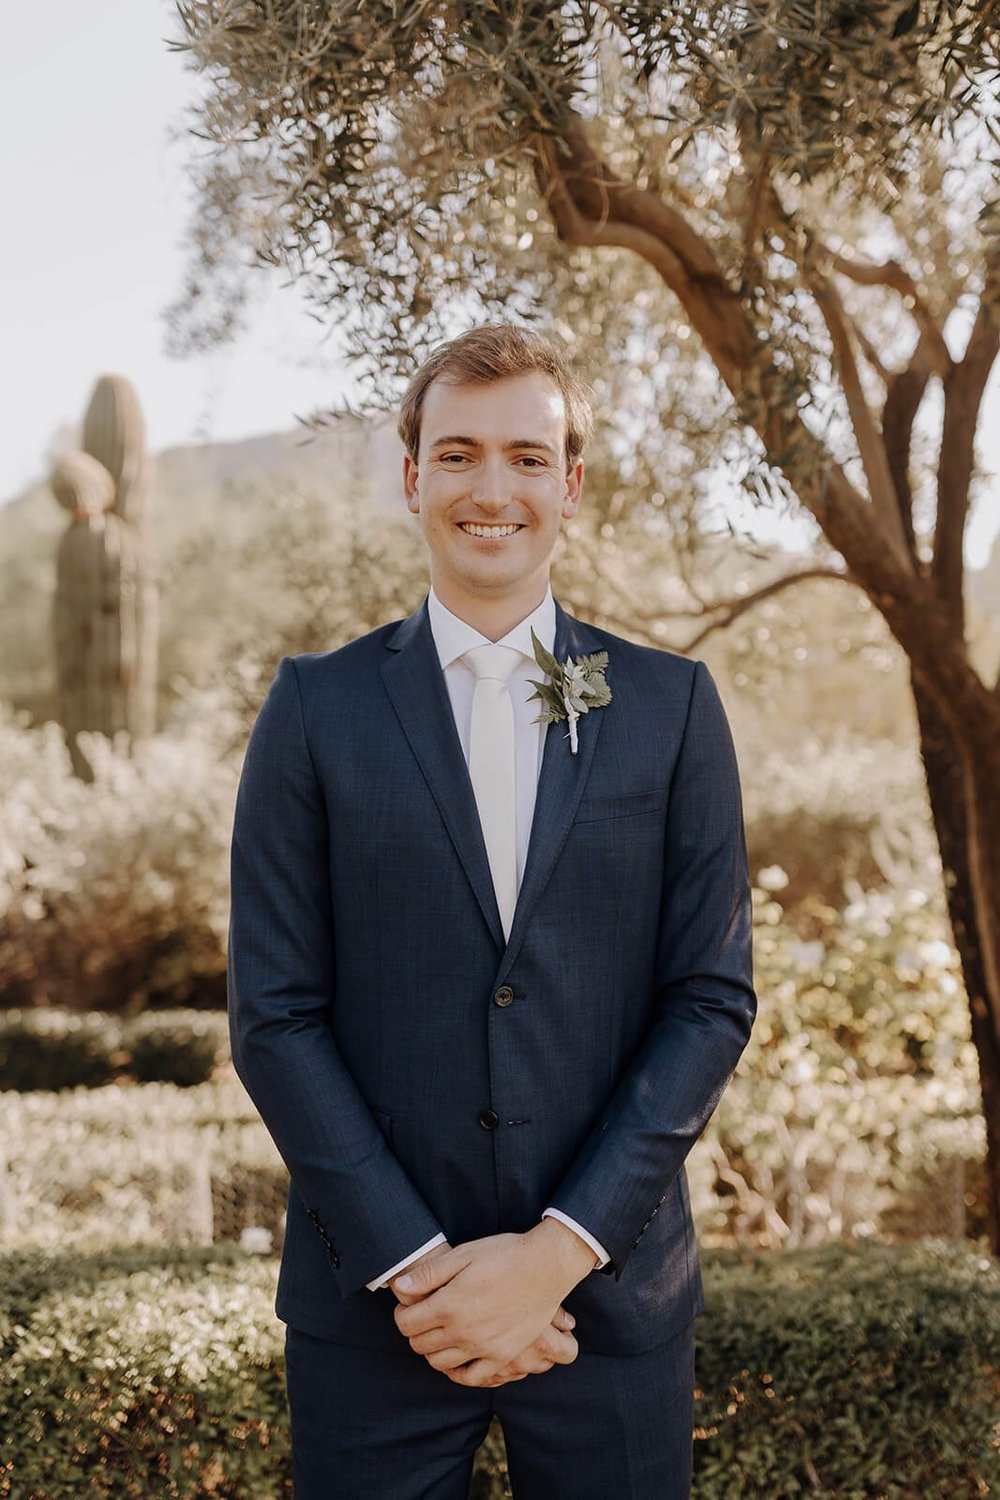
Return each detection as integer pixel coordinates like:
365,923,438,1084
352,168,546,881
365,1232,448,1291
542,1207,610,1268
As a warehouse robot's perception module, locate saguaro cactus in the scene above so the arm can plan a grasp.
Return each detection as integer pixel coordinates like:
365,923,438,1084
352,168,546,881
49,376,159,779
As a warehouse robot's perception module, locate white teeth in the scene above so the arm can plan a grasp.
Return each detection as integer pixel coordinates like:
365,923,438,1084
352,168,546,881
458,523,523,538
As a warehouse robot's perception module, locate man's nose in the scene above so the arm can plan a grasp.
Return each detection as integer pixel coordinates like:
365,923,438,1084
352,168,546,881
469,455,512,504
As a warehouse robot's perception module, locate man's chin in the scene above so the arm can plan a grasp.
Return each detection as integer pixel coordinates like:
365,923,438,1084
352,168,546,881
450,562,531,589
467,577,538,601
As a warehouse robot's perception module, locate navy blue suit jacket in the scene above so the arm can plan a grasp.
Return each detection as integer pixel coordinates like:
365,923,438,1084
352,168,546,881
227,593,756,1355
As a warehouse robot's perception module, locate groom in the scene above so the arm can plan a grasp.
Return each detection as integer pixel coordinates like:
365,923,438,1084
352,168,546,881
227,323,756,1498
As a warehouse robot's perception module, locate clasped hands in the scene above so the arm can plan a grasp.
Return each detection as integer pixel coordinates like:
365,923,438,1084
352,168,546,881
390,1218,598,1389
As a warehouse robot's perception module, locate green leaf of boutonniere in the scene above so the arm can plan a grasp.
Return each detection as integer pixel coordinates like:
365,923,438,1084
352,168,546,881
526,626,613,754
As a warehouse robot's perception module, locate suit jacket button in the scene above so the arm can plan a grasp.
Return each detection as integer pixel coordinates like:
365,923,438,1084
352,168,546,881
479,1108,499,1129
494,986,514,1007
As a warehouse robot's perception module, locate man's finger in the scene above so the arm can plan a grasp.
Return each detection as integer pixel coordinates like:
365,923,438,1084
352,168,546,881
498,1351,555,1378
445,1358,508,1387
391,1246,465,1300
423,1345,472,1372
408,1326,463,1357
451,1368,530,1386
391,1242,456,1305
394,1288,453,1337
534,1327,579,1365
454,1357,516,1386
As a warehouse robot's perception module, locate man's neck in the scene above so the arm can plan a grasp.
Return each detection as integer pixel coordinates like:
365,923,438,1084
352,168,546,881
430,577,550,642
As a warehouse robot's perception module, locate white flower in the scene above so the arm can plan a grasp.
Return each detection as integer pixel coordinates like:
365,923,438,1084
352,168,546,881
239,1225,273,1255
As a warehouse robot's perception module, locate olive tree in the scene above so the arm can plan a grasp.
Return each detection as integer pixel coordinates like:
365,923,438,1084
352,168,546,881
169,1,1000,1246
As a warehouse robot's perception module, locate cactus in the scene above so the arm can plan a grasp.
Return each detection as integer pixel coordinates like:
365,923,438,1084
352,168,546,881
81,374,151,528
49,378,159,780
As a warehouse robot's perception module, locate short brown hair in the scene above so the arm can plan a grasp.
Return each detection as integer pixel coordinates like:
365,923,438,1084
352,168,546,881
397,323,594,471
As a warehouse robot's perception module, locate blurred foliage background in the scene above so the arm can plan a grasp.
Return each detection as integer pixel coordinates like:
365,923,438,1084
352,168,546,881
2,412,996,1242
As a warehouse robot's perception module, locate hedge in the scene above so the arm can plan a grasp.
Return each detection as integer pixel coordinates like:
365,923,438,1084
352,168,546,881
0,1010,230,1091
0,1080,283,1254
694,1239,1000,1497
1,1240,997,1499
1,1042,985,1260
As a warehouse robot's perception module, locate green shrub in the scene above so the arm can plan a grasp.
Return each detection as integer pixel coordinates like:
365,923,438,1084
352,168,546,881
124,1010,229,1087
0,1246,291,1500
694,1240,1000,1498
0,1241,996,1499
0,1080,283,1253
0,1010,122,1091
0,1009,231,1092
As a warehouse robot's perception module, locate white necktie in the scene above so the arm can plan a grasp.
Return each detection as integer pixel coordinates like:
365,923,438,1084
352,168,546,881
463,643,521,941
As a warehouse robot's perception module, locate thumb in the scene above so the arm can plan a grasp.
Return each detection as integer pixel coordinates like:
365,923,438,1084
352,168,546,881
391,1247,464,1298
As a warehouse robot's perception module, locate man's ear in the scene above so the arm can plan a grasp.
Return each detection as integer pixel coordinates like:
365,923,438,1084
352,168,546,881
403,453,419,514
562,458,584,520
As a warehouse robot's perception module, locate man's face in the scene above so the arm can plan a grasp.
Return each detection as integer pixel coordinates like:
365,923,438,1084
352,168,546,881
403,370,583,605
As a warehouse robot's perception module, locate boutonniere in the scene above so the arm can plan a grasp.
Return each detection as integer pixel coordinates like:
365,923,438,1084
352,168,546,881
527,627,613,754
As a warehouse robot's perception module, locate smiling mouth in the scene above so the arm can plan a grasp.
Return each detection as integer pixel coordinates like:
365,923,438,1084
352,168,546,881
456,522,525,539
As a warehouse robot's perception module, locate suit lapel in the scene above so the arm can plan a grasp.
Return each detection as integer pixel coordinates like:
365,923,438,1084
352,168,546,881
496,601,608,980
380,597,503,947
379,594,609,971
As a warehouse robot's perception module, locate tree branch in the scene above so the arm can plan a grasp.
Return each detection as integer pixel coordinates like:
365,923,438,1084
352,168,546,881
935,261,1000,632
825,248,952,377
562,566,854,652
880,322,958,564
851,322,892,384
532,123,756,386
881,351,930,561
809,271,916,574
531,113,965,688
678,567,859,652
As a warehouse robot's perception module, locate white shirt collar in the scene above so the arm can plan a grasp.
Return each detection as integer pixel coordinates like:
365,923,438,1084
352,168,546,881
426,583,556,671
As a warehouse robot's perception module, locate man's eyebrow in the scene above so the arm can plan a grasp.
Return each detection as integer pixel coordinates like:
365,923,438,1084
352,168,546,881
426,435,559,456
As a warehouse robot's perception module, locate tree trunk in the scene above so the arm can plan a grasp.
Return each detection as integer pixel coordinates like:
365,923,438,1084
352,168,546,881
912,675,1000,1251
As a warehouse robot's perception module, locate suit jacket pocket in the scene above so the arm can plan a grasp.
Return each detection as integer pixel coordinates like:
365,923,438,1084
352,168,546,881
573,788,668,824
371,1106,394,1148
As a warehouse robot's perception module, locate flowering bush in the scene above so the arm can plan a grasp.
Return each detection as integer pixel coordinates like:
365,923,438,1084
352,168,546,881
690,881,984,1248
0,703,237,1010
0,879,983,1254
739,729,938,917
0,674,985,1250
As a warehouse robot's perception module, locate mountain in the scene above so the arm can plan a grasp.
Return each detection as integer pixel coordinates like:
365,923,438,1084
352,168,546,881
1,415,407,536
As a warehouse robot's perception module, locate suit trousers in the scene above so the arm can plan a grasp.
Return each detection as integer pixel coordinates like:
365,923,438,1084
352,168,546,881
283,1315,696,1499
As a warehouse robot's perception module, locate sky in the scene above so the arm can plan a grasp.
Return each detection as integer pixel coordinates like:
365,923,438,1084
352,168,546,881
1,0,355,499
2,0,998,569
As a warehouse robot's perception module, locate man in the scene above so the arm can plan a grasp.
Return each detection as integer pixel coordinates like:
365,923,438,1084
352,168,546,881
227,323,757,1498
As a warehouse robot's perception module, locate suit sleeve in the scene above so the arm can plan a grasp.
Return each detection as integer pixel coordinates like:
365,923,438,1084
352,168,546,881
545,659,757,1282
227,655,446,1296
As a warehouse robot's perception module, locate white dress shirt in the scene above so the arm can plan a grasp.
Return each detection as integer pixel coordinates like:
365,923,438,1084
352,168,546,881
366,583,611,1291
